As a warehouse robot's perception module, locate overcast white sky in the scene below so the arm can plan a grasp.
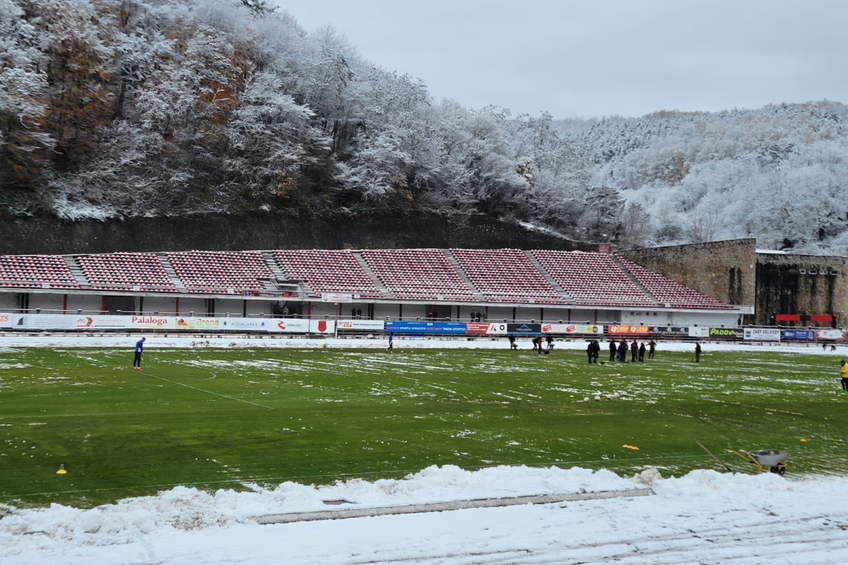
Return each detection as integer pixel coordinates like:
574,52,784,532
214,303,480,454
273,0,848,119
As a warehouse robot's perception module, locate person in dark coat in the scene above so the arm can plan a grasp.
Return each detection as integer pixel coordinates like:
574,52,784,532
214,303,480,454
695,342,702,363
630,340,639,363
638,342,646,362
649,340,657,359
546,335,554,351
618,339,628,363
508,334,517,350
609,340,617,362
592,340,600,363
586,341,594,363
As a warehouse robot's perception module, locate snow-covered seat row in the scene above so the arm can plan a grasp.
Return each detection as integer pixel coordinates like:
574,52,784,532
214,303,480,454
451,249,563,304
533,250,656,306
168,251,271,293
276,250,383,298
362,249,477,301
0,255,79,289
78,253,176,292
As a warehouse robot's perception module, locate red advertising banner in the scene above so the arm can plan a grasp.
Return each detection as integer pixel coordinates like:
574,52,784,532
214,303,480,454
608,325,650,335
775,314,800,321
810,314,833,322
465,322,492,335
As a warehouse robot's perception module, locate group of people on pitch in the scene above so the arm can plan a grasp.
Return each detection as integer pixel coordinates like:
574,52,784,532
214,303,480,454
607,339,657,363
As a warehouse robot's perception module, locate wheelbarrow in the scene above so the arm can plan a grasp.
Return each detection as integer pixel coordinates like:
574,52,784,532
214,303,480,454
732,449,789,475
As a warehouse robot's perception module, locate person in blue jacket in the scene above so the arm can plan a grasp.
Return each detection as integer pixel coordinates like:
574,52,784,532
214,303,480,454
133,337,146,370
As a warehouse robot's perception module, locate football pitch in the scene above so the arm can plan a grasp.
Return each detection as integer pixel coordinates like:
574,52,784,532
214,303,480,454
1,345,846,508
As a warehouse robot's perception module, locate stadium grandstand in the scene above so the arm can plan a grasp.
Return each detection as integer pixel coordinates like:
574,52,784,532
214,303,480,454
0,248,746,334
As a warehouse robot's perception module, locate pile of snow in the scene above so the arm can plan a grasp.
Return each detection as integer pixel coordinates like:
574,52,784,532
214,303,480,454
2,465,848,564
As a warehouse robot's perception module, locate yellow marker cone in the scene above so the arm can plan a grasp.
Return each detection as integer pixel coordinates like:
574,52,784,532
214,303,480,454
800,438,807,443
56,464,67,475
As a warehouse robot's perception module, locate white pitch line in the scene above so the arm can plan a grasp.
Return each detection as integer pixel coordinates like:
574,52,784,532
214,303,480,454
143,370,274,410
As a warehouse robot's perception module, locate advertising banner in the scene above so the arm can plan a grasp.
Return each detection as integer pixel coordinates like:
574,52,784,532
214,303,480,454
128,316,176,330
219,318,272,331
816,329,846,340
484,323,509,335
175,317,221,330
688,327,710,337
540,324,603,334
73,315,127,329
385,321,467,334
465,322,511,335
0,313,15,328
608,325,650,335
308,320,335,333
708,327,742,339
18,314,77,330
782,329,816,340
744,328,781,341
321,293,353,303
337,319,385,331
268,318,310,333
648,326,689,335
465,322,494,335
506,323,542,334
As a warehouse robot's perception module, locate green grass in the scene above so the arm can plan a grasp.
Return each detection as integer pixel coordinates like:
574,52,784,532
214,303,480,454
1,346,846,508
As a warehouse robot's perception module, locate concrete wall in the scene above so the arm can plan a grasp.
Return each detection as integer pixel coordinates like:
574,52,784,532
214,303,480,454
755,253,848,326
176,298,207,316
143,297,178,315
28,294,64,312
619,310,739,327
0,212,589,255
373,303,400,320
67,294,102,313
0,293,19,310
621,239,757,308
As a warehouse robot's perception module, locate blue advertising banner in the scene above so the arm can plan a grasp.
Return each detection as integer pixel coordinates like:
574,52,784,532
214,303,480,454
782,329,816,340
385,321,467,334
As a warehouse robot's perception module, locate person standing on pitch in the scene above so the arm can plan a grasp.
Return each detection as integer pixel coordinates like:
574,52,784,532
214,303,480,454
694,342,702,363
618,339,628,363
630,339,638,363
841,360,848,393
609,340,617,362
387,333,393,353
649,340,657,359
638,342,646,362
133,337,146,371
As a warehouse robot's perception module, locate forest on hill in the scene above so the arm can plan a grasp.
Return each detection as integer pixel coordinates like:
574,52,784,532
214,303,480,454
1,0,846,254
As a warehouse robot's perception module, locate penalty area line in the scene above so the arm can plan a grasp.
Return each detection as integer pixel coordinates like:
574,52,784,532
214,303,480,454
142,370,274,410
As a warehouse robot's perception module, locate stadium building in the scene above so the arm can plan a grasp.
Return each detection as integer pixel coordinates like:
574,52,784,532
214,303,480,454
0,248,747,336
